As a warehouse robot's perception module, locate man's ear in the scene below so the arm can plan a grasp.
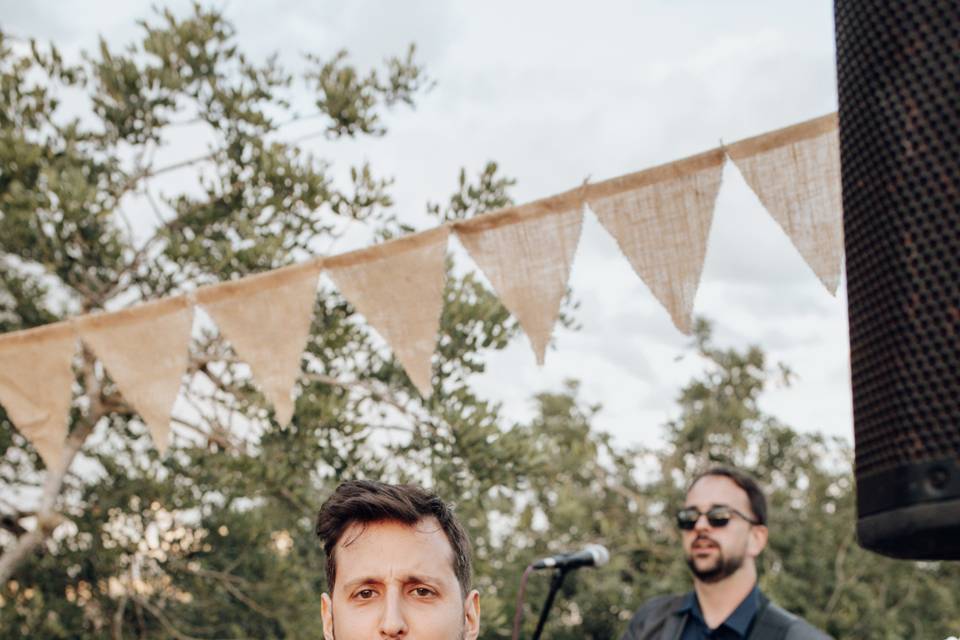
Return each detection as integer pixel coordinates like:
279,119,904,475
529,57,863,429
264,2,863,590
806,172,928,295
463,589,481,640
748,524,769,558
321,592,335,640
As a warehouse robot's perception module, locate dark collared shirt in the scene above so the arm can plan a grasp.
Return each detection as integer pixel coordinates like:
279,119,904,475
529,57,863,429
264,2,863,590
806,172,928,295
678,585,761,640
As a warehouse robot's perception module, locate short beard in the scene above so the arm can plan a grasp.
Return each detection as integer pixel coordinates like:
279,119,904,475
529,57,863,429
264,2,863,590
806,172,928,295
685,545,745,584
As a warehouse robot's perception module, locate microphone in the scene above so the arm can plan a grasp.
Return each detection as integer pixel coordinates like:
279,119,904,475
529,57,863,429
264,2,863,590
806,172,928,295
531,544,610,570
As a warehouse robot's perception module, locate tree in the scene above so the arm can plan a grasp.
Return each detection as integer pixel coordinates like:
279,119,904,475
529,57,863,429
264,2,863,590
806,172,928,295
0,5,530,637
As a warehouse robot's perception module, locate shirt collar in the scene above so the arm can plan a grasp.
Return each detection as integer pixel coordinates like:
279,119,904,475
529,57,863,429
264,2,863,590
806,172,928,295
678,591,698,615
677,585,761,637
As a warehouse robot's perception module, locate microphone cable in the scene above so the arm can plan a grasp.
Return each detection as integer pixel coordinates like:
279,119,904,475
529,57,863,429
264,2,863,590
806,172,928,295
511,563,535,640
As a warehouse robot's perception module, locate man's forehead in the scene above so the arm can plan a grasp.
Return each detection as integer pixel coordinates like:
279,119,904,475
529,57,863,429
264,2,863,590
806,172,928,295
335,517,456,580
339,516,446,547
685,475,752,510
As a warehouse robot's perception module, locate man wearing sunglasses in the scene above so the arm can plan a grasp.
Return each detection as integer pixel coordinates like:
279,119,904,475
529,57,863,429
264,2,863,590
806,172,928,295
620,467,831,639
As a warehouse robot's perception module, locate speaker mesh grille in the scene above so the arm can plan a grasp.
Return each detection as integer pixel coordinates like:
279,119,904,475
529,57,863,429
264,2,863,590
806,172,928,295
836,0,960,480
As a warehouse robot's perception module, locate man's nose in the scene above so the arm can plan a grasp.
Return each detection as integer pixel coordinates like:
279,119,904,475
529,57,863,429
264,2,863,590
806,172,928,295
379,589,409,638
693,512,712,531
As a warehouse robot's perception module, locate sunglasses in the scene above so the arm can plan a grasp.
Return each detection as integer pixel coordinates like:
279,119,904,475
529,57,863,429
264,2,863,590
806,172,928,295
675,506,760,530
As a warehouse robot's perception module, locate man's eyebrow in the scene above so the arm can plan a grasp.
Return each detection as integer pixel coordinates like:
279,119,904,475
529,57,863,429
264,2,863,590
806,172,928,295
682,503,734,510
339,574,448,590
340,576,383,591
403,574,446,586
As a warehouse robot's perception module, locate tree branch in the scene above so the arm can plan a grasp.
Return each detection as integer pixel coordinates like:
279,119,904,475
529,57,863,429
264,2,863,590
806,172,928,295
114,110,325,196
111,594,127,640
592,464,645,504
133,595,207,640
117,150,218,197
303,371,413,418
824,526,856,615
191,565,278,620
170,415,241,453
99,192,172,304
0,349,103,585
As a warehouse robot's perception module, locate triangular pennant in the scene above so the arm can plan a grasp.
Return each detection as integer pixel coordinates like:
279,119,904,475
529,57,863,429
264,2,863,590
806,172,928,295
588,151,724,334
726,114,844,294
455,198,584,364
325,228,449,396
0,323,76,469
75,297,193,453
197,263,320,425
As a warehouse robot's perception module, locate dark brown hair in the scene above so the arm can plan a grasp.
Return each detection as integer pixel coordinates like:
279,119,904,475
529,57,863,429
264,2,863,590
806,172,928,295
688,466,768,526
315,479,473,596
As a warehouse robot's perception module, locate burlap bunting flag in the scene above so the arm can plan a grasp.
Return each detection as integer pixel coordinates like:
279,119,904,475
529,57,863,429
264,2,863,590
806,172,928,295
197,262,321,425
0,323,76,469
726,114,844,294
0,113,847,462
589,149,725,333
455,198,584,364
326,227,449,396
75,297,194,453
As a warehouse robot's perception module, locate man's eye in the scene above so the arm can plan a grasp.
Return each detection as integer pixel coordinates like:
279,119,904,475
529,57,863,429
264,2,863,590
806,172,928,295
412,587,435,597
355,588,377,599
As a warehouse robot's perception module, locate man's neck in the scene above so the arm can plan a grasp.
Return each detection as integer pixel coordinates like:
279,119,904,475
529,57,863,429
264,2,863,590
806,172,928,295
692,564,757,630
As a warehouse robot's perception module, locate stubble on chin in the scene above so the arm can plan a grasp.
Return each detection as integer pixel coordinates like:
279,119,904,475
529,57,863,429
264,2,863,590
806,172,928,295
685,545,744,583
686,555,725,583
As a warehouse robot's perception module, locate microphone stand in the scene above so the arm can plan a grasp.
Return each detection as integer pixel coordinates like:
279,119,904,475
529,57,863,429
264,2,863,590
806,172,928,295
531,567,570,640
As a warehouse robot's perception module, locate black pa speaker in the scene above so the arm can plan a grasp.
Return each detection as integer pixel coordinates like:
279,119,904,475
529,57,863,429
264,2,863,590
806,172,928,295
835,0,960,559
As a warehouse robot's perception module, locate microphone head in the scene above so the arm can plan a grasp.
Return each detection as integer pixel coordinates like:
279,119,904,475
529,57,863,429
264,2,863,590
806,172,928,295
584,544,610,567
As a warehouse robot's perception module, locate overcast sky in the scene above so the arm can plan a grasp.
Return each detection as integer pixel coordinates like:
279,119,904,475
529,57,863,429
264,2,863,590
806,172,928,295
2,1,851,449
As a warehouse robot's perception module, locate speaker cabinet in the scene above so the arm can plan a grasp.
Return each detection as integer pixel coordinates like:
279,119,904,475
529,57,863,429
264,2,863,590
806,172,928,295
835,0,960,559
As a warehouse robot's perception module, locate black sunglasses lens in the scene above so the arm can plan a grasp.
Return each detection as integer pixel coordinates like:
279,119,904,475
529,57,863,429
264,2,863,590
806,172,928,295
676,507,737,529
706,508,732,527
676,508,699,530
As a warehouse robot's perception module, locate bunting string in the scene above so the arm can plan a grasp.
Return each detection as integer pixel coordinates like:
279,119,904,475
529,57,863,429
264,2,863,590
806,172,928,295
0,113,844,460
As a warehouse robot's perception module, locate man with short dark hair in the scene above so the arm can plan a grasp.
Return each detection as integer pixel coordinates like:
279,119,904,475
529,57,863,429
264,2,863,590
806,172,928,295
621,467,831,640
316,479,480,640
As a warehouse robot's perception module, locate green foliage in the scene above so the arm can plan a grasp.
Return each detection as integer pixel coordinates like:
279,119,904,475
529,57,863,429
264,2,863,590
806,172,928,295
2,6,958,640
427,162,517,223
305,44,432,138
